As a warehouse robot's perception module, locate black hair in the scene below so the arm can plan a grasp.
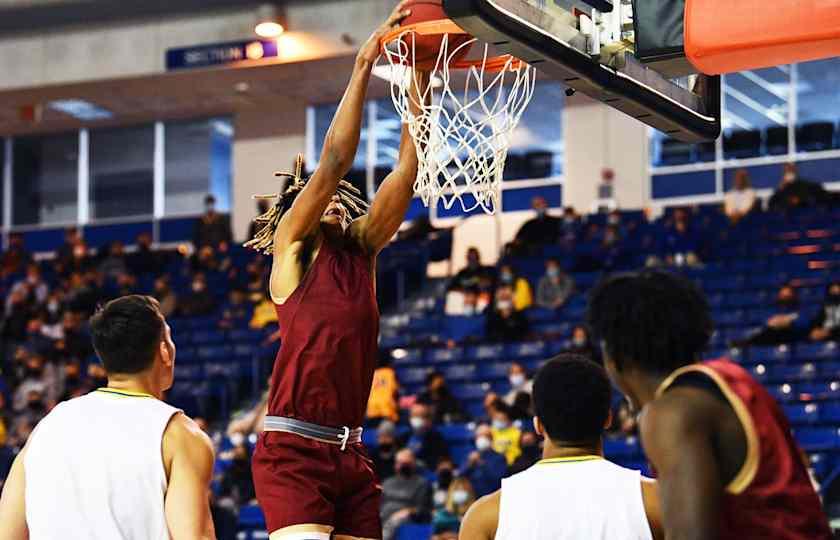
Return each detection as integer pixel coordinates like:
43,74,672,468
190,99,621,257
205,194,216,205
586,270,713,375
89,295,166,375
532,354,611,443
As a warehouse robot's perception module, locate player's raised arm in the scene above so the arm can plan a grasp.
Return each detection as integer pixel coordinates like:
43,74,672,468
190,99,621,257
640,390,722,540
354,70,427,255
273,2,411,250
163,414,217,540
0,446,29,540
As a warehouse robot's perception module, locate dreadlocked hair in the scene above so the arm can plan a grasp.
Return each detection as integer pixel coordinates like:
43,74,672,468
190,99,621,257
243,154,369,255
585,270,713,375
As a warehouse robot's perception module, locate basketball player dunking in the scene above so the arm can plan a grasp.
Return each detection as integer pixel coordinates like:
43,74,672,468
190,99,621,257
0,296,215,540
587,271,832,540
460,355,663,540
246,3,425,539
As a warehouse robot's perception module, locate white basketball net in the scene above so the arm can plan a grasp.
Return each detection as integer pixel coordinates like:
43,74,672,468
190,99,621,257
382,29,536,214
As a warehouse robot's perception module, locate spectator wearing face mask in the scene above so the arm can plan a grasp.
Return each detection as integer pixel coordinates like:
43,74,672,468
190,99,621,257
489,404,522,466
374,421,400,481
178,274,216,317
725,169,758,224
417,372,465,424
13,389,48,436
7,264,49,312
433,459,456,510
400,403,450,470
193,194,232,249
497,264,533,311
508,430,541,475
13,354,57,412
536,258,574,310
486,288,530,343
58,360,85,402
462,424,508,498
381,448,433,540
735,284,810,347
809,281,840,342
563,325,596,358
503,363,532,409
509,197,560,256
432,477,476,538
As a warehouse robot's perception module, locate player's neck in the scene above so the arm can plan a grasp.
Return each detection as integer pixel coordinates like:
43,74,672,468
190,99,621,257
106,374,162,400
542,439,603,461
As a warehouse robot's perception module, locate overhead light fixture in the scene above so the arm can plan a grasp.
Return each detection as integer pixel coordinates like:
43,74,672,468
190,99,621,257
48,99,112,121
255,4,285,38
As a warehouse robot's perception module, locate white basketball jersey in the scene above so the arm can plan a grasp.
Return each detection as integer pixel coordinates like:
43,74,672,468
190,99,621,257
496,456,653,540
24,388,181,540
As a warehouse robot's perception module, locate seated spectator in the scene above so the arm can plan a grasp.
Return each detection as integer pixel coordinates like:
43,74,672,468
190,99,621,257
13,354,57,411
114,271,138,297
486,292,530,343
659,207,701,267
769,162,830,212
462,424,508,498
193,194,232,249
226,391,268,439
127,232,164,275
448,247,495,292
508,197,559,256
401,403,450,470
724,169,758,223
8,264,49,311
86,363,108,390
489,403,522,466
249,290,278,329
55,227,81,272
563,325,597,358
417,372,465,424
58,360,85,402
218,443,256,507
504,363,532,403
433,459,456,510
735,284,810,347
497,264,533,311
153,277,178,319
1,233,31,278
432,477,476,539
367,353,401,425
97,241,127,278
373,420,400,481
809,280,840,342
191,245,221,274
13,389,48,436
178,274,216,317
218,289,250,330
536,258,574,310
381,448,433,540
508,430,541,475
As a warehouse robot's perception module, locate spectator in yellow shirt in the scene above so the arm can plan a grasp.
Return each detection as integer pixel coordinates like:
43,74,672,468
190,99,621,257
249,290,278,329
498,263,533,311
489,403,521,466
367,353,400,423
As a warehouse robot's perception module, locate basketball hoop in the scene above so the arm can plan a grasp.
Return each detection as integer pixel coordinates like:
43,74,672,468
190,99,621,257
380,20,536,214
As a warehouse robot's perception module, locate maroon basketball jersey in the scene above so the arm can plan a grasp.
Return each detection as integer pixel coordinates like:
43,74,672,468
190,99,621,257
659,359,831,540
268,232,379,428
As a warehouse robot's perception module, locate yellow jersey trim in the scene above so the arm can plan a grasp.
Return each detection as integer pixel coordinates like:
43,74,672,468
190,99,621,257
656,364,760,495
538,455,603,465
95,388,155,399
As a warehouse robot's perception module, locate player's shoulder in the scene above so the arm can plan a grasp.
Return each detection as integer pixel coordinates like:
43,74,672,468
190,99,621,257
640,386,722,446
163,413,214,457
461,490,501,539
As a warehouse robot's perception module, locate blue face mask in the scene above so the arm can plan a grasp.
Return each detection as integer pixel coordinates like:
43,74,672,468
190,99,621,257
546,267,560,278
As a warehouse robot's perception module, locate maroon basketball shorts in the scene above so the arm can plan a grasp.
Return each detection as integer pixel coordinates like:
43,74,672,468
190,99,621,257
252,431,382,538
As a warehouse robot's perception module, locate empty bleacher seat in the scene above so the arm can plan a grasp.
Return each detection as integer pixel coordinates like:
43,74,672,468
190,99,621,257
466,344,505,361
750,345,792,364
765,126,789,155
783,403,820,425
426,347,464,364
603,436,642,458
796,122,835,152
440,364,477,382
795,427,840,451
506,341,547,360
723,129,762,159
398,367,433,384
438,423,474,443
797,342,839,361
477,362,512,381
451,383,490,400
392,348,424,365
396,524,434,540
238,504,266,529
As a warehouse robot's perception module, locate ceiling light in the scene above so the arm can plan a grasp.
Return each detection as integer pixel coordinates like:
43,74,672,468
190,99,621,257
255,4,284,38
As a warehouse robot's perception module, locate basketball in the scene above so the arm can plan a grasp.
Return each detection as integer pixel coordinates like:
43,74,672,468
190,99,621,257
400,0,473,70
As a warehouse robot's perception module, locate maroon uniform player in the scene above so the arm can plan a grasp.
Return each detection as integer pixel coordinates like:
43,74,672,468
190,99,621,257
247,4,424,539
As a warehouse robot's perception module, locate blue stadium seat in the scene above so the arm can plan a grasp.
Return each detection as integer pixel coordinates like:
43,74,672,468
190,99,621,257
392,348,424,365
603,436,642,458
451,383,491,400
750,345,792,364
191,330,226,344
797,342,839,361
820,402,840,423
506,341,547,360
426,347,464,364
440,364,477,382
396,524,434,540
438,424,474,443
398,367,434,384
476,362,511,381
238,504,266,528
197,345,233,360
795,427,840,451
783,403,820,425
466,344,505,361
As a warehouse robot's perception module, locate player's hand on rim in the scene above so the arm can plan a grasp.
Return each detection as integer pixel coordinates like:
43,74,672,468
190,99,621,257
357,1,412,65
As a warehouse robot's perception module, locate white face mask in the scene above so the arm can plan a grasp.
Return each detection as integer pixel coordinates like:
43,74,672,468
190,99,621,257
475,436,492,451
492,419,510,430
229,432,245,447
496,300,513,311
434,490,448,507
509,373,526,388
410,416,425,431
452,490,470,505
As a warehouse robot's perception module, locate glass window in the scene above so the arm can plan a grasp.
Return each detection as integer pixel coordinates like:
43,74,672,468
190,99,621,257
12,133,78,226
507,80,564,178
90,125,154,220
311,102,370,172
723,67,790,158
796,58,840,152
164,118,232,215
